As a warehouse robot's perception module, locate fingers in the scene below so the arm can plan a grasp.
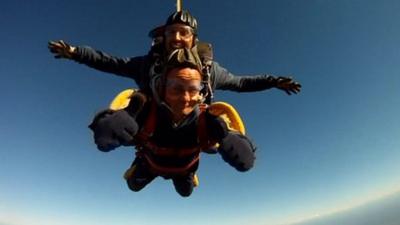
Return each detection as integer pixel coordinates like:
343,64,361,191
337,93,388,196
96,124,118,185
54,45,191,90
58,40,68,48
120,129,136,146
279,79,301,95
286,87,300,95
48,40,75,59
293,82,301,93
48,42,58,52
48,40,63,49
107,110,138,146
48,40,57,47
288,83,301,95
124,122,138,136
114,127,135,144
48,40,64,58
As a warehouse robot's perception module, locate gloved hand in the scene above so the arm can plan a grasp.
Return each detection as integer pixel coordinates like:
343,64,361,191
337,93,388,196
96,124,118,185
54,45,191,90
218,132,256,172
89,110,138,152
276,76,302,95
205,110,229,141
48,40,76,59
125,91,147,118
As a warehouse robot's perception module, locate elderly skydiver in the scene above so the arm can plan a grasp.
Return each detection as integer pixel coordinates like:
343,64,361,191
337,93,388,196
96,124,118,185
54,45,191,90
89,48,257,197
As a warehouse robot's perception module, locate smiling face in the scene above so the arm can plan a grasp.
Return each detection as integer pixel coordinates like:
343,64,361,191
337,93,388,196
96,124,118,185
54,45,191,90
163,67,203,122
164,24,195,53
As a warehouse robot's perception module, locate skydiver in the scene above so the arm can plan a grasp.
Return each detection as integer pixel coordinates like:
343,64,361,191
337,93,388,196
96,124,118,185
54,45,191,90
89,48,256,197
48,10,301,102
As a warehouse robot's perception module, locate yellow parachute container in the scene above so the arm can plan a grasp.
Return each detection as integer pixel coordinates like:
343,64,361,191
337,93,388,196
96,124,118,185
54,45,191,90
109,89,135,110
207,101,246,135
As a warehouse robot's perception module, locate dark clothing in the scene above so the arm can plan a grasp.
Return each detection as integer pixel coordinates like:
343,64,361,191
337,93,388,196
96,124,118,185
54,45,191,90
73,46,279,94
90,99,257,197
150,105,200,149
126,104,202,197
127,157,195,197
138,104,202,171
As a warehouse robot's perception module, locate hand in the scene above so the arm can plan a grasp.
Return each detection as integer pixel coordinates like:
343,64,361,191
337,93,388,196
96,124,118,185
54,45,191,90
48,40,76,59
205,110,228,141
276,77,302,95
218,132,256,172
89,110,138,152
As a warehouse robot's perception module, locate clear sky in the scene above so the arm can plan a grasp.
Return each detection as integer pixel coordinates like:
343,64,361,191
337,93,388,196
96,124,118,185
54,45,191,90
1,0,400,225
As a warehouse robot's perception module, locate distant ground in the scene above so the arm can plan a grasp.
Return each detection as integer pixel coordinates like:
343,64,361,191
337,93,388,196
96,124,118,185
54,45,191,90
290,191,400,225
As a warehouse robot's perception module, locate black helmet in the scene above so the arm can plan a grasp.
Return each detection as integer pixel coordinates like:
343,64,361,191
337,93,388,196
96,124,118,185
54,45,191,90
165,10,198,34
165,48,203,74
151,48,203,104
148,25,165,38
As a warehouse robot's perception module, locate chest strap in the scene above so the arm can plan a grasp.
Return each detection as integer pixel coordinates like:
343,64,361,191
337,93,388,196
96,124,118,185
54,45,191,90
134,103,215,176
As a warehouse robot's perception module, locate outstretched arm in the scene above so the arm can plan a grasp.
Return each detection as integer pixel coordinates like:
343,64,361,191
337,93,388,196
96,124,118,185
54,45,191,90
211,62,301,95
48,40,146,83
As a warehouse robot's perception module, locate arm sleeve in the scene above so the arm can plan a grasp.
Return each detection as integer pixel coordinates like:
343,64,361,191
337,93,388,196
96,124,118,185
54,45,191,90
72,46,147,82
211,62,278,92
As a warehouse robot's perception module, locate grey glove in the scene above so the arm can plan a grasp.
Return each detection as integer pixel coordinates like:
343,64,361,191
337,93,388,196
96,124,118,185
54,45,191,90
48,40,76,59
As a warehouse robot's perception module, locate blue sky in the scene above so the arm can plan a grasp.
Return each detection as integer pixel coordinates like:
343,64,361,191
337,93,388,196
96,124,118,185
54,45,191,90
1,0,400,225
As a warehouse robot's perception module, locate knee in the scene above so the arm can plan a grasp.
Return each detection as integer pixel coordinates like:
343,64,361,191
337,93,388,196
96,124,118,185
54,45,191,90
176,188,192,197
126,179,146,192
173,175,194,197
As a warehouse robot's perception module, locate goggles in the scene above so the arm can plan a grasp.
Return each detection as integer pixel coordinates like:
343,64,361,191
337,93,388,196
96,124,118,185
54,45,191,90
165,25,194,39
165,79,203,97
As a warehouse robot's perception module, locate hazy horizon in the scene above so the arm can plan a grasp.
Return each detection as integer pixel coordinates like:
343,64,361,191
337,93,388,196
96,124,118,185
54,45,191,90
286,190,400,225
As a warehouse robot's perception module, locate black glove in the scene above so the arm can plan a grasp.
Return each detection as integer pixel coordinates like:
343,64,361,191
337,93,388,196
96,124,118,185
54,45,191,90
275,76,302,95
218,132,256,172
205,110,229,141
89,110,138,152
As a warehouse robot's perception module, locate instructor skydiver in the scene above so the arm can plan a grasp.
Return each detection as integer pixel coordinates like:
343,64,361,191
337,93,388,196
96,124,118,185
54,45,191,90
48,10,301,101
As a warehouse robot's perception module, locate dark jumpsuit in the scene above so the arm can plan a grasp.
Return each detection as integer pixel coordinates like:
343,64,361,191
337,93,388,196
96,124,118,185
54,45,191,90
127,104,203,197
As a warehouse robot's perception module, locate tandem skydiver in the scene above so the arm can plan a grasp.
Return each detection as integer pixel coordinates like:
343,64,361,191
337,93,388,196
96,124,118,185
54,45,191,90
89,48,257,197
48,10,301,101
48,10,301,196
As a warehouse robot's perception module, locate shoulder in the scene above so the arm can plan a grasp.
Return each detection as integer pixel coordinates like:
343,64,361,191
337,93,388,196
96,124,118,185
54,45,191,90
211,61,228,73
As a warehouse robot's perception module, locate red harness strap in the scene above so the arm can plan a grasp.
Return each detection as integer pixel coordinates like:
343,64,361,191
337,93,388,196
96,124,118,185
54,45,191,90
197,103,218,150
134,102,158,143
137,152,200,176
134,103,214,176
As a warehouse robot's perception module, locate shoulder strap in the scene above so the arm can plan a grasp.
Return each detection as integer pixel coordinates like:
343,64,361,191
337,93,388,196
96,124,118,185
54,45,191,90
197,42,214,104
136,101,158,141
197,104,218,151
197,41,213,66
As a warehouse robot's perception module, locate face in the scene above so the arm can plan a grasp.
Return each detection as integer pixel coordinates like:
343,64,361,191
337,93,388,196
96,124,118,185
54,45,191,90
164,24,194,53
163,67,203,122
